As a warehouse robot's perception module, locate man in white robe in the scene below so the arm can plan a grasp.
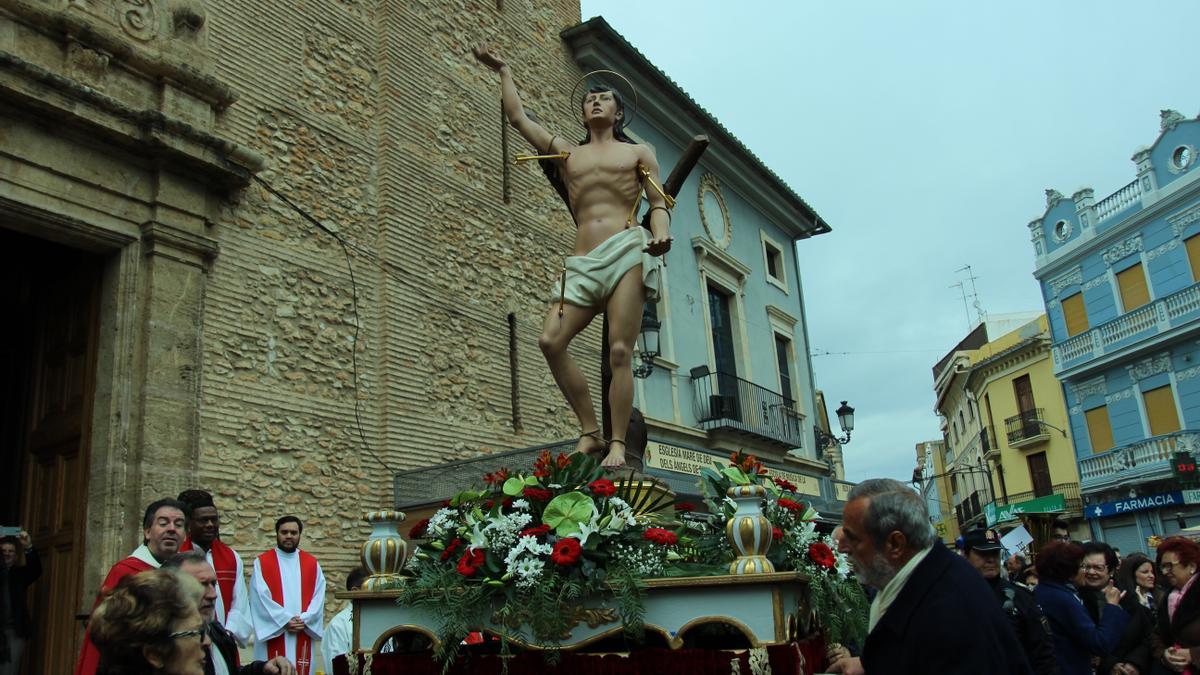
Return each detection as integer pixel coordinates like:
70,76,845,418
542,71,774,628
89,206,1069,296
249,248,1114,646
249,516,326,675
322,567,367,674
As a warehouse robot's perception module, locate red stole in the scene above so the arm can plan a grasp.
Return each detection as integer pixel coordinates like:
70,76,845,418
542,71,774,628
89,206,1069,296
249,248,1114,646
258,549,318,675
73,556,155,675
181,538,238,620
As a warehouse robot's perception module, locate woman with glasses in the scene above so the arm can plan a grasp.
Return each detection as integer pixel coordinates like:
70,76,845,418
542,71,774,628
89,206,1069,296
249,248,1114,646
1033,541,1130,675
1154,536,1200,673
1099,553,1160,675
88,569,209,675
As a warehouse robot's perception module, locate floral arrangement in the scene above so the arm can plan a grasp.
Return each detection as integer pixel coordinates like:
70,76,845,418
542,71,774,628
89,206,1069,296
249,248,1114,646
692,451,869,646
399,449,679,666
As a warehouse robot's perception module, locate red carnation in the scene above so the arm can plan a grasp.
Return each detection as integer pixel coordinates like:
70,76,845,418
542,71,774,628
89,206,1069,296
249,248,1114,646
771,477,797,492
409,518,431,539
520,524,551,538
550,537,582,566
523,487,553,501
772,526,784,542
643,528,678,546
456,548,486,576
588,479,616,497
675,502,696,512
808,541,836,570
440,537,462,561
777,498,803,512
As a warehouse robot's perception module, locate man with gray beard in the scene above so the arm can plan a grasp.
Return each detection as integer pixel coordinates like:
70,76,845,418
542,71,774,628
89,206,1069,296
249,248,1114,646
827,479,1033,675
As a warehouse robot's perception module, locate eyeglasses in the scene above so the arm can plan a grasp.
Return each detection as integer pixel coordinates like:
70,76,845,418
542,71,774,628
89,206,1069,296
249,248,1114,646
1079,564,1108,573
169,624,210,641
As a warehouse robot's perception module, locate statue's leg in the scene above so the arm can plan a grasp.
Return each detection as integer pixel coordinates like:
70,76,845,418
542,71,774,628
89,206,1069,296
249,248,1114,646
538,301,604,455
600,265,645,469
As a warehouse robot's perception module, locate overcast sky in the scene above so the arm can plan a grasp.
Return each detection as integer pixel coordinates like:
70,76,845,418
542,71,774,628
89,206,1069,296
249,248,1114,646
579,1,1200,483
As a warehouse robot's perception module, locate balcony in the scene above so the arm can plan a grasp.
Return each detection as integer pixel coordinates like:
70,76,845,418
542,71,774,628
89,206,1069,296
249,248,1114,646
991,482,1082,518
981,426,999,460
1005,408,1049,448
690,368,805,449
1053,281,1200,371
956,490,986,528
1078,431,1197,492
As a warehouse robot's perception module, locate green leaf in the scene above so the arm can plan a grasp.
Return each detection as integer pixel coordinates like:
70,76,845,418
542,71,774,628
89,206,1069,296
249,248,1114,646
542,492,596,535
502,477,526,496
524,475,540,486
722,467,751,485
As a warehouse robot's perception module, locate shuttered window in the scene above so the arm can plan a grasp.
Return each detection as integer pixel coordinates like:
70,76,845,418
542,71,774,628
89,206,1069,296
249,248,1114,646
1062,293,1089,337
1085,406,1115,454
1143,385,1181,437
1187,234,1200,282
1116,263,1150,311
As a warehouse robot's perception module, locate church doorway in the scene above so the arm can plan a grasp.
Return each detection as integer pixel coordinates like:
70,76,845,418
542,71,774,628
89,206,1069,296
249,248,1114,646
0,226,102,675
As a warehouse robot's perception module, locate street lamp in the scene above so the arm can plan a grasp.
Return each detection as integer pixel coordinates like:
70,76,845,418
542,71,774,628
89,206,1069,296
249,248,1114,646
632,308,661,379
815,400,855,448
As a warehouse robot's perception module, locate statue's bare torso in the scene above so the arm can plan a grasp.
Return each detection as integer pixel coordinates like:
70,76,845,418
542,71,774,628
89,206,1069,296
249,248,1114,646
561,141,644,255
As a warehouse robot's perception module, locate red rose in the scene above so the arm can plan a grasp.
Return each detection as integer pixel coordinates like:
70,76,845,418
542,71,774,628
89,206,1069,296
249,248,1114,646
771,477,797,492
643,528,678,546
523,487,553,501
675,502,696,512
440,537,462,561
808,541,836,569
520,524,551,538
777,498,803,512
588,479,616,497
772,526,784,542
409,518,430,539
456,548,486,576
550,537,582,565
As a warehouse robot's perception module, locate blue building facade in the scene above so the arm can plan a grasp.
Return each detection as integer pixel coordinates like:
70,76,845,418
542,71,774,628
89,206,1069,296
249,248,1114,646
1029,110,1200,552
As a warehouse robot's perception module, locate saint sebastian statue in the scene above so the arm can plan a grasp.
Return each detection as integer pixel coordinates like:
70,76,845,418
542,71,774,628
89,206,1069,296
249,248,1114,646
475,44,671,469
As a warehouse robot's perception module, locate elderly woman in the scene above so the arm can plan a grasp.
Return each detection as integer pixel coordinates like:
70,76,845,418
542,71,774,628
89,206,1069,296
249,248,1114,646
88,569,209,675
1033,541,1129,675
1100,553,1159,675
1155,536,1200,673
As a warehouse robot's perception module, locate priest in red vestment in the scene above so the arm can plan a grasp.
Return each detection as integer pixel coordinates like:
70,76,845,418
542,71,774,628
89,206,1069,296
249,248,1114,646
73,498,190,675
249,516,325,675
178,489,253,644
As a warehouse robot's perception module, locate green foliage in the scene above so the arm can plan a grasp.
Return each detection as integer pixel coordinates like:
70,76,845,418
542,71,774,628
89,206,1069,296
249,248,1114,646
542,492,596,535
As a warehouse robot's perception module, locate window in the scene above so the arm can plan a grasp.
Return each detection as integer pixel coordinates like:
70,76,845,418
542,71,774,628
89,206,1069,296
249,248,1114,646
774,335,794,404
1187,234,1200,282
1062,292,1089,337
1027,452,1053,497
1085,406,1115,454
958,410,966,433
707,285,740,419
967,400,975,422
1143,385,1181,437
760,232,787,291
1116,263,1150,312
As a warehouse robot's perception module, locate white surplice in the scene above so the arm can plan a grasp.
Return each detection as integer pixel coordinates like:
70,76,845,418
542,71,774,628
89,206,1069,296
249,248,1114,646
198,544,253,645
248,548,326,668
322,604,353,675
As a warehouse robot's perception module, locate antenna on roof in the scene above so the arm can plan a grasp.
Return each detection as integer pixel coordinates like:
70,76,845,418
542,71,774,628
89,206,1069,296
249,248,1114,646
955,264,986,327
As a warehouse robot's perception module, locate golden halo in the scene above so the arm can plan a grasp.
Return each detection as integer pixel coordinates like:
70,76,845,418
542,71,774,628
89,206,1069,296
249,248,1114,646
569,69,639,129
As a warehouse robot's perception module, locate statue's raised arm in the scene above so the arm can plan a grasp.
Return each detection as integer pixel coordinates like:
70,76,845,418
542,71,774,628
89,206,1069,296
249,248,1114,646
473,44,568,156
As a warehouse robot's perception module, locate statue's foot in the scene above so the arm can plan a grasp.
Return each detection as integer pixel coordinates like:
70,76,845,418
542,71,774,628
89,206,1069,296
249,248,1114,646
601,439,627,470
574,429,606,456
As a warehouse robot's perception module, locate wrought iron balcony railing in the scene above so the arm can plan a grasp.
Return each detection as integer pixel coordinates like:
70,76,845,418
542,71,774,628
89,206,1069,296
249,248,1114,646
1005,408,1048,446
992,482,1082,515
690,367,806,449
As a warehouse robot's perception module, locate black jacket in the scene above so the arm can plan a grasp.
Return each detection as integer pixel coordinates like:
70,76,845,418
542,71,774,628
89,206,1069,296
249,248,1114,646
990,577,1060,675
1,548,42,638
207,621,266,675
1097,592,1154,675
862,544,1034,675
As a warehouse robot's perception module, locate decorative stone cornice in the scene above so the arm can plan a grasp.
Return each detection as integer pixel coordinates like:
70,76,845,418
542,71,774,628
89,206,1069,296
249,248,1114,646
1070,377,1107,402
1102,234,1142,266
1169,202,1200,238
140,220,218,268
1125,353,1171,382
692,235,751,294
765,304,799,329
1162,109,1186,133
1048,267,1082,296
1082,275,1108,292
1105,388,1133,405
1146,238,1180,263
1045,189,1065,209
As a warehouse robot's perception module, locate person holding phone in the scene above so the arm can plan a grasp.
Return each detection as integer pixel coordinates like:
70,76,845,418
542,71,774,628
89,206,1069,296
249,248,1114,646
0,530,40,675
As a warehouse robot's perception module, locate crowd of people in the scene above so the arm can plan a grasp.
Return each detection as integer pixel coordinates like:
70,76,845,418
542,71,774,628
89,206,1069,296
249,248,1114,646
825,479,1200,675
10,490,370,675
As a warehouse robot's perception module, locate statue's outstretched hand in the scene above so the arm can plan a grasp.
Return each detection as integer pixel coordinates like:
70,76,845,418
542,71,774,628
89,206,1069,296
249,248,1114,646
473,43,506,71
644,235,673,257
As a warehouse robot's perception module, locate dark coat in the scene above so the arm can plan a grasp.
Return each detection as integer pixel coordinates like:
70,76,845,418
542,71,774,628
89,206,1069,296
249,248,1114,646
1097,592,1155,675
861,544,1033,675
207,621,266,675
1,548,42,638
991,577,1059,675
1154,575,1200,670
1034,579,1129,675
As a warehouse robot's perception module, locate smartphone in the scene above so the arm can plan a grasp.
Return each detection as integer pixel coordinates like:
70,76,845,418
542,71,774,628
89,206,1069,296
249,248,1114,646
0,526,21,537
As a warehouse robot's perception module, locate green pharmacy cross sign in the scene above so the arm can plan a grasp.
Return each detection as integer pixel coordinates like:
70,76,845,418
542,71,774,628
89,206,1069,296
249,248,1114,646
985,493,1066,527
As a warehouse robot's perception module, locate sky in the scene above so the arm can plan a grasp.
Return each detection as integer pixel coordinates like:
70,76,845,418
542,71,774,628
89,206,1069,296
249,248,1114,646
579,1,1200,484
